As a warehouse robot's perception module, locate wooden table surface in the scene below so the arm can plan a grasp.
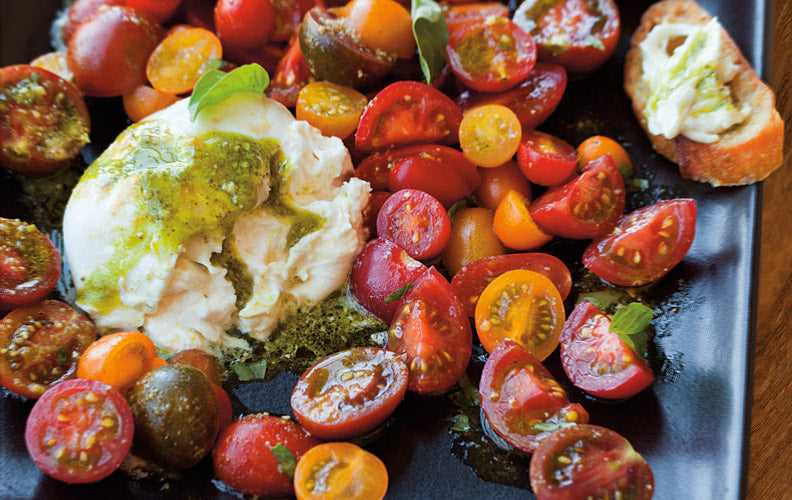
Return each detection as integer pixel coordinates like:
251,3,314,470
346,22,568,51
747,0,792,497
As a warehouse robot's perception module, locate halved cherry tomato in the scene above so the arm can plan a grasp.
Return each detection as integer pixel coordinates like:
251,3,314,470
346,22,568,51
513,0,620,75
442,207,505,276
355,81,462,151
459,104,522,168
560,301,654,399
493,190,553,250
126,0,181,22
583,199,697,287
452,252,572,316
24,379,134,483
517,129,578,186
0,66,90,177
388,267,472,392
146,27,222,95
474,269,564,359
0,218,61,311
345,0,416,58
0,300,95,399
61,0,126,44
376,189,451,260
122,85,178,122
268,35,314,108
474,160,531,211
293,442,388,500
446,17,536,93
529,424,654,500
529,154,625,239
361,191,392,238
578,135,633,177
213,414,321,497
168,348,223,386
30,52,74,83
77,332,166,395
479,339,588,453
214,384,233,433
214,0,276,49
444,2,509,34
388,156,472,207
349,238,428,322
271,0,317,41
291,347,408,439
296,81,368,139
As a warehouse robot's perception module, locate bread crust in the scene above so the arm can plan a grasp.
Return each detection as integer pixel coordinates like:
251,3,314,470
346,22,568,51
624,0,784,186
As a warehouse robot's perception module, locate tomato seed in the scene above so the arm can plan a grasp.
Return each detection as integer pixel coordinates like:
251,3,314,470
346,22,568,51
557,455,572,465
566,410,578,422
56,413,69,422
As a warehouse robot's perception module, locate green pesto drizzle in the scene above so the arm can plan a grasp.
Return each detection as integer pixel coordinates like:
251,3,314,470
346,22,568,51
210,236,253,310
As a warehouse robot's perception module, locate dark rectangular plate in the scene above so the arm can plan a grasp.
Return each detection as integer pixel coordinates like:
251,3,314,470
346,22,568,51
0,1,767,498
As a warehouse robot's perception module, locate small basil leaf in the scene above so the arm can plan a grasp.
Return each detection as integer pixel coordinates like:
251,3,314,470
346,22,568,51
411,0,449,84
57,347,69,364
447,196,476,219
450,414,471,432
586,34,606,51
610,302,653,356
232,359,268,381
532,421,572,433
457,373,480,407
576,290,621,312
270,443,297,479
385,282,413,303
188,63,270,121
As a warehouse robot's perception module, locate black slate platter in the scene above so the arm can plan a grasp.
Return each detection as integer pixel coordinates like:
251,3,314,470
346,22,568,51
0,1,767,498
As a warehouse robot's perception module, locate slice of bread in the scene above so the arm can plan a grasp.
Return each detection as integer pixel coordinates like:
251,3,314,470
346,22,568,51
624,0,783,186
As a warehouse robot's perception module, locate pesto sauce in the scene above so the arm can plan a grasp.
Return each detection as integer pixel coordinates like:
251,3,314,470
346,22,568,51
210,236,252,310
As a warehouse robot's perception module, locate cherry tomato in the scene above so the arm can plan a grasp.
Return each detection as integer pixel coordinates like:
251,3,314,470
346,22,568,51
529,424,654,500
456,62,567,130
67,6,162,97
214,384,233,433
492,190,553,250
213,414,321,497
361,191,391,239
388,267,472,392
0,300,95,399
293,442,388,500
451,252,572,316
446,17,536,93
474,269,564,359
345,0,416,59
513,0,620,75
221,42,283,73
291,347,408,439
474,160,532,211
479,339,588,453
77,331,167,394
388,156,472,207
0,66,90,177
444,2,509,34
146,27,222,95
167,348,223,386
271,0,317,41
355,81,462,151
24,379,134,483
529,154,626,239
296,81,368,139
459,104,521,168
517,129,578,186
442,206,504,276
184,0,216,30
122,85,178,122
583,199,697,287
349,238,428,322
578,135,634,177
126,0,181,22
376,189,451,260
267,36,314,108
214,0,276,49
30,52,74,83
60,0,126,44
0,218,61,311
560,301,654,399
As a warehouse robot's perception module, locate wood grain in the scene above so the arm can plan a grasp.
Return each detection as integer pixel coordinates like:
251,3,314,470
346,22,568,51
747,0,792,497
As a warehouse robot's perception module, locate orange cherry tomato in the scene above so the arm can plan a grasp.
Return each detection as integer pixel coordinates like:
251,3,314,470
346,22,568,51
474,160,532,211
577,135,633,176
293,442,388,500
77,331,166,394
146,27,223,95
296,81,368,139
167,348,223,386
474,269,565,359
30,52,74,83
443,207,505,276
345,0,415,59
493,190,553,250
459,104,522,168
122,85,178,122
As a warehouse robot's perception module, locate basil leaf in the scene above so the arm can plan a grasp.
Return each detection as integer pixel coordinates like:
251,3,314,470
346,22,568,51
450,414,471,432
586,34,606,51
576,290,621,312
447,196,476,219
457,373,480,407
57,347,69,364
270,443,297,479
610,302,654,356
232,359,268,381
188,63,270,121
532,421,572,433
411,0,449,84
385,283,413,303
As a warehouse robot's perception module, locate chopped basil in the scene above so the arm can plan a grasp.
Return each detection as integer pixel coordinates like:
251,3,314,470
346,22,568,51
232,359,268,381
270,443,297,479
385,283,413,303
411,0,449,84
586,34,606,51
576,290,621,311
188,63,270,121
451,414,471,432
532,421,573,433
457,373,480,407
57,347,69,364
447,197,476,219
610,302,654,356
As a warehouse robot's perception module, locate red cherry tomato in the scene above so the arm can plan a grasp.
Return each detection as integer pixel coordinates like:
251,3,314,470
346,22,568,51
388,267,472,392
529,154,625,239
213,414,321,497
446,17,536,93
0,218,61,310
349,238,428,322
479,339,588,453
61,0,126,43
355,81,462,151
451,252,572,317
0,300,96,399
376,189,451,260
67,6,162,97
443,2,509,34
291,347,408,439
388,157,472,208
213,384,233,433
513,0,620,75
517,129,578,186
126,0,181,22
560,301,654,399
24,379,134,483
267,36,313,107
361,191,392,239
271,0,317,41
214,0,276,49
583,199,697,287
184,0,216,30
529,424,655,500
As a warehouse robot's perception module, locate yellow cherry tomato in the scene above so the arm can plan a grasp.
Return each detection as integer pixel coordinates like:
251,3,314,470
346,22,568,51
577,135,633,175
492,190,553,250
294,442,388,500
459,104,522,168
296,81,368,139
123,85,178,122
146,27,223,95
345,0,416,59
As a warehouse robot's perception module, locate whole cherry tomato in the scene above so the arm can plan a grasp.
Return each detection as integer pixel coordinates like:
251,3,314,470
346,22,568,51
214,0,276,49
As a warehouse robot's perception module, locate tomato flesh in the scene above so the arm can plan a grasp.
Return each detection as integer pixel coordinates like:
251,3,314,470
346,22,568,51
517,129,578,186
0,218,61,311
267,36,314,108
293,442,389,500
444,3,509,34
376,189,451,260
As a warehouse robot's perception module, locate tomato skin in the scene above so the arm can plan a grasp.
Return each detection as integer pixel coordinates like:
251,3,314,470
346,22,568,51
583,199,697,286
451,252,572,317
126,0,181,22
474,160,531,212
213,414,321,497
146,27,223,95
122,85,178,122
388,156,472,207
444,2,509,34
442,207,505,277
24,379,134,483
529,154,626,239
61,0,126,44
167,348,223,386
293,442,388,500
517,129,578,186
77,331,167,395
349,238,428,322
492,189,553,250
0,218,61,311
361,190,392,238
578,135,633,177
291,347,408,439
529,424,655,500
355,81,463,152
345,0,415,59
267,36,314,108
214,0,276,49
479,340,588,453
376,189,451,260
271,0,317,41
